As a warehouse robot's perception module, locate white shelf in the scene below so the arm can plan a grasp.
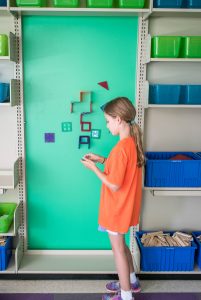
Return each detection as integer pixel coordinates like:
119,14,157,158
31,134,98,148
18,252,116,273
151,8,201,18
150,58,201,62
0,8,11,16
144,187,201,196
10,7,150,16
147,104,201,108
0,158,19,189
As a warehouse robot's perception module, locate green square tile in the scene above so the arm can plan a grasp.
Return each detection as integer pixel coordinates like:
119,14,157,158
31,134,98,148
91,129,101,139
62,122,72,132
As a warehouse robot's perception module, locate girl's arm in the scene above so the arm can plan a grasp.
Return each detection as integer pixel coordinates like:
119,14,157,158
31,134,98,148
81,158,119,192
83,152,106,164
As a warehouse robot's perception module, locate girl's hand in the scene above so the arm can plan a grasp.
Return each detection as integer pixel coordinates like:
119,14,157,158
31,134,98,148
83,153,103,163
80,158,97,172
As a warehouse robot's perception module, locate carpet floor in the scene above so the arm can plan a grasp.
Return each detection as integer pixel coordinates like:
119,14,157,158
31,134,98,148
0,294,201,300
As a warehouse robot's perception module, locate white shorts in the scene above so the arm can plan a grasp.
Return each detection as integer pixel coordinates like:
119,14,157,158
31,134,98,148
98,225,119,236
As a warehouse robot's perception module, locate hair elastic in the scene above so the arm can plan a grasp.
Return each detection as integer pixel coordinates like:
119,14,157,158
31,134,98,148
130,119,135,125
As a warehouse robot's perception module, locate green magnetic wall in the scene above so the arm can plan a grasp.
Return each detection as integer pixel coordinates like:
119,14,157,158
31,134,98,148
23,16,138,249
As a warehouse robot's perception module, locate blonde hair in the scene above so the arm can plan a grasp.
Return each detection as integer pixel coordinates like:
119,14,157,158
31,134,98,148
103,97,145,167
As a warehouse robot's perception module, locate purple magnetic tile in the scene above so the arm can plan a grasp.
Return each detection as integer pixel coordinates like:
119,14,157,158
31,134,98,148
0,294,54,300
45,133,55,143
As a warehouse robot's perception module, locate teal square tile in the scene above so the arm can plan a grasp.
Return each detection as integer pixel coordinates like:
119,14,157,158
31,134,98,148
62,122,72,132
91,129,101,139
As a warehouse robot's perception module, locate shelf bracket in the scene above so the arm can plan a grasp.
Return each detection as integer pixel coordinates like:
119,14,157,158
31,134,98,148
0,188,7,195
149,189,201,197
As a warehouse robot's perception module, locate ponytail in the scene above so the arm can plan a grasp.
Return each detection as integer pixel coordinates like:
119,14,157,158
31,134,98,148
102,97,145,167
130,123,145,168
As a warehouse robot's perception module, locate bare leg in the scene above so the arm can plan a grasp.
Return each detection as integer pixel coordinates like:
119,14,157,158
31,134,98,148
125,245,134,274
108,234,131,291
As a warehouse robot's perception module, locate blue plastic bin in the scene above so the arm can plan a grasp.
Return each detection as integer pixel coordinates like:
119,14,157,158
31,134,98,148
196,152,201,158
183,85,201,105
183,0,201,8
0,0,7,6
136,231,196,271
145,152,201,187
0,236,12,271
153,0,183,8
149,84,181,105
0,83,9,103
192,231,201,269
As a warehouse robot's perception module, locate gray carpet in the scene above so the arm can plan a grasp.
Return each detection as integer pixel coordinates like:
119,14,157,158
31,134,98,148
1,294,201,300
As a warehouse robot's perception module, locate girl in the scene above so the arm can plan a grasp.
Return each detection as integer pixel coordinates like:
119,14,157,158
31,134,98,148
81,97,144,300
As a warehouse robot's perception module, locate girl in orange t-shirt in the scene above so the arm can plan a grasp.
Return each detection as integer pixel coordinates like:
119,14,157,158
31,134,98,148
81,97,144,300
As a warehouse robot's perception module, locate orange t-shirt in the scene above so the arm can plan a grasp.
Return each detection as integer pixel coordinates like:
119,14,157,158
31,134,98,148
98,136,142,234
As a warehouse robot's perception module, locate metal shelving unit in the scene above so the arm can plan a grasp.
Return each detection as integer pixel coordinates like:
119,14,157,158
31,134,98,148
134,0,201,275
0,10,23,274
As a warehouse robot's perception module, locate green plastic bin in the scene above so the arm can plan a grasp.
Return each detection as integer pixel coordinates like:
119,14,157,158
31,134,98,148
87,0,113,7
118,0,145,8
181,36,201,58
0,203,17,233
53,0,79,6
151,36,182,58
16,0,46,6
0,34,8,56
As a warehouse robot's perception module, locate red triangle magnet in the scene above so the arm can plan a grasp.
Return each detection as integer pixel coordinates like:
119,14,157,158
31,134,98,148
98,81,109,90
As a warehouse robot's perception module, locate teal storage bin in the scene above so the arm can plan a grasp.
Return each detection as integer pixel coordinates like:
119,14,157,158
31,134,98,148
151,36,182,58
53,0,79,7
153,0,183,8
0,0,7,6
87,0,113,7
184,0,201,8
118,0,145,8
0,83,9,103
16,0,46,6
0,203,17,233
149,84,181,105
181,36,201,58
184,85,201,105
0,34,8,56
0,236,12,271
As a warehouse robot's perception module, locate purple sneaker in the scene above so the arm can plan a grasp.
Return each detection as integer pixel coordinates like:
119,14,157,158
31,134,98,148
102,294,134,300
106,279,141,293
